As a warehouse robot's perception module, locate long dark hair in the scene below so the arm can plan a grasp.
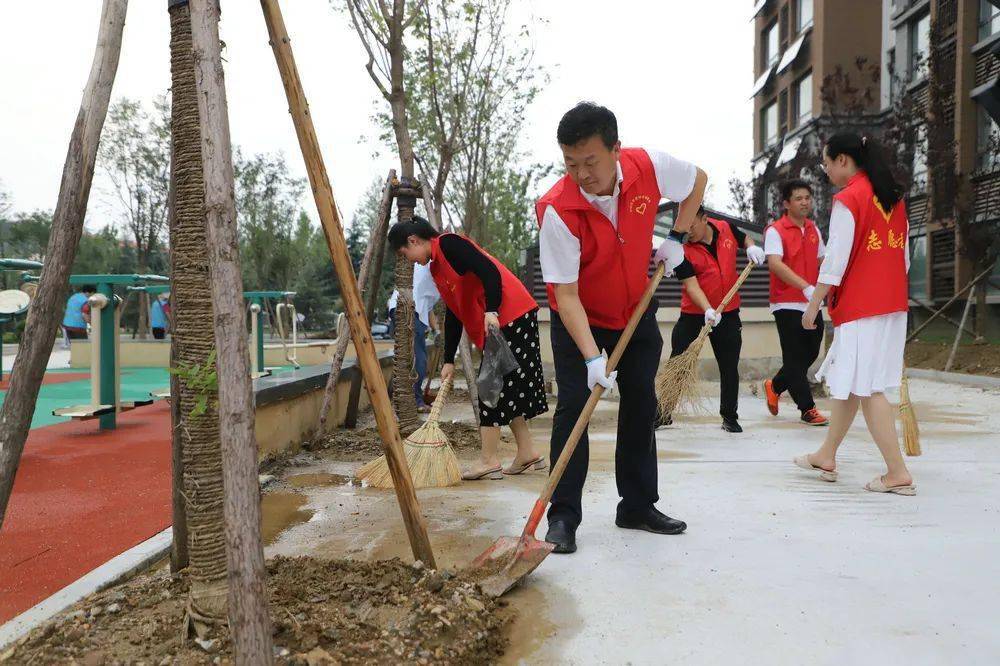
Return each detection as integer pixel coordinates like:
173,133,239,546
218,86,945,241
387,216,438,251
824,132,902,212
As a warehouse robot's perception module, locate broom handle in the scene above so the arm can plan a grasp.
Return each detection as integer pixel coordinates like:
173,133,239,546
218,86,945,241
521,264,666,537
694,261,756,342
427,374,452,424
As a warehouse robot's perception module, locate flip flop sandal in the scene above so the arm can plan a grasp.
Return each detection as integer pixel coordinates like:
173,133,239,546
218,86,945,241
462,466,503,481
793,455,838,482
502,456,547,475
864,475,916,496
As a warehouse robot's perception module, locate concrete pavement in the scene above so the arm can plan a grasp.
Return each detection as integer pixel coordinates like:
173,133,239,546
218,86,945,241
267,375,1000,665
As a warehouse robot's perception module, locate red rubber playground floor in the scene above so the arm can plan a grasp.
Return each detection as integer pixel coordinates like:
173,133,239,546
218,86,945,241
0,401,172,624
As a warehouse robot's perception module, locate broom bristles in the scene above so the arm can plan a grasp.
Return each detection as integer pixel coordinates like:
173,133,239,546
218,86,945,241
655,331,709,417
356,376,461,488
899,371,921,457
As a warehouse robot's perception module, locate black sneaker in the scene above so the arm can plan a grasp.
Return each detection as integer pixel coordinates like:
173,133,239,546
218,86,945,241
615,507,687,535
721,418,743,433
544,520,577,554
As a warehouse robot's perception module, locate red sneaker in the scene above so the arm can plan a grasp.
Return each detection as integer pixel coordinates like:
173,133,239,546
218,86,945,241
764,380,780,416
801,408,829,426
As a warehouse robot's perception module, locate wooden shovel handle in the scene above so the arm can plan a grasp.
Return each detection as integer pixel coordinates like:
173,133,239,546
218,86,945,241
427,374,452,424
523,264,666,536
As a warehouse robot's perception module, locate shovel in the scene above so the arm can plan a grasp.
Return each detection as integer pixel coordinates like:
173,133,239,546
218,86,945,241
469,264,667,597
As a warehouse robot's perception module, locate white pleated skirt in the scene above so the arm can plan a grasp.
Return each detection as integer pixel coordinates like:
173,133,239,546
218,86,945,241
816,311,907,400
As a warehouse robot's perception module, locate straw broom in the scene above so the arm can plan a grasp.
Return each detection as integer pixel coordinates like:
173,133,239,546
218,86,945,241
356,375,461,488
898,367,921,456
656,262,756,418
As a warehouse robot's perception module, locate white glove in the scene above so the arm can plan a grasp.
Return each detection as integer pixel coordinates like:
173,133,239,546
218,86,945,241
746,245,766,266
704,308,722,327
802,285,815,302
585,353,617,391
654,237,686,275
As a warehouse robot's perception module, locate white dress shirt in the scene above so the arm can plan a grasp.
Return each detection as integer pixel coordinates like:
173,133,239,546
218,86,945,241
763,221,827,313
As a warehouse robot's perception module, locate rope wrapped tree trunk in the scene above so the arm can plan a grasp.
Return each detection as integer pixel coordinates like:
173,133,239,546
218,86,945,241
0,0,127,527
168,0,227,633
190,0,273,661
317,170,394,432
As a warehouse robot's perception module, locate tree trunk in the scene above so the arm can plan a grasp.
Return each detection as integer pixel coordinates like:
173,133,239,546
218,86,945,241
0,0,127,528
391,251,419,431
190,1,273,662
168,0,227,628
260,0,436,567
317,169,394,432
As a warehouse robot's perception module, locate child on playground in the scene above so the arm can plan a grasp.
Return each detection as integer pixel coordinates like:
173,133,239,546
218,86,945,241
795,132,915,495
388,217,549,481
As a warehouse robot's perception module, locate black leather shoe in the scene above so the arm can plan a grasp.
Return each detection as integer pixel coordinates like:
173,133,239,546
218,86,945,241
616,507,687,535
544,521,577,554
721,418,743,433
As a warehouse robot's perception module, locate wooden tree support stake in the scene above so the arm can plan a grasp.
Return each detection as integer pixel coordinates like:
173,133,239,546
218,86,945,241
260,0,436,567
0,0,128,527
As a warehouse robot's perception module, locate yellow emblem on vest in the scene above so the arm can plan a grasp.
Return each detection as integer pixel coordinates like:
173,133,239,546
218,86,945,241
872,195,893,222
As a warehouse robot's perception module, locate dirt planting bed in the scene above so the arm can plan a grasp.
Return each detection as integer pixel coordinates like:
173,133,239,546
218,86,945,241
307,419,497,462
906,341,1000,378
5,556,510,665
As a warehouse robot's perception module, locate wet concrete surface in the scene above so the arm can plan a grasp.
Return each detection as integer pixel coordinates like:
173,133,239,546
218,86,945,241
261,377,1000,664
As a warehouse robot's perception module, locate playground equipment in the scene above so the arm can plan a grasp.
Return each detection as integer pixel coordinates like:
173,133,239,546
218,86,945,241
244,290,299,376
23,273,170,430
0,259,44,381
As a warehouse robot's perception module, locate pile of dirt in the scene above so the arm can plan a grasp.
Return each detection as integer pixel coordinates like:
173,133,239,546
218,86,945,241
307,421,492,461
6,557,510,665
906,341,1000,377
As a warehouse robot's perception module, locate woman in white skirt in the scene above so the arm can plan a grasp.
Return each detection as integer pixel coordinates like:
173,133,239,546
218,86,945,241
795,132,915,495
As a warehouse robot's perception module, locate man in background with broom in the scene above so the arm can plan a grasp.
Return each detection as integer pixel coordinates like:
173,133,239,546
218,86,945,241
536,101,707,553
668,207,767,433
762,179,829,427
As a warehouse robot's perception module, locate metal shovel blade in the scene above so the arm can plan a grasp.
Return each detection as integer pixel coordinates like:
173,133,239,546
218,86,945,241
468,535,555,598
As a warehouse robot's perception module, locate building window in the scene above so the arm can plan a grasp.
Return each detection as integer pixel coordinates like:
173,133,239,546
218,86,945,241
908,234,928,301
763,21,780,68
981,0,1000,41
762,102,779,149
978,105,1000,170
797,0,813,32
909,13,930,82
911,124,928,189
793,72,813,127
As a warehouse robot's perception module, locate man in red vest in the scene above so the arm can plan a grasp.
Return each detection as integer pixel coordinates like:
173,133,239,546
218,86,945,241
763,180,829,426
536,102,707,553
669,207,766,433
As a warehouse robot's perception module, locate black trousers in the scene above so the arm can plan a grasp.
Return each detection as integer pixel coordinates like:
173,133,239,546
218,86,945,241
670,310,742,421
771,309,824,412
548,304,662,529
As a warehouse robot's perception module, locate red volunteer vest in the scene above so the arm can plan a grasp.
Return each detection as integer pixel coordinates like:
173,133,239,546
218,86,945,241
535,147,661,330
680,219,741,315
766,215,821,304
827,172,909,327
429,234,536,349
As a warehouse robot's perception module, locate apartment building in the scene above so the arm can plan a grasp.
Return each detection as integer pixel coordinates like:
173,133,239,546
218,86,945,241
750,0,883,225
883,0,1000,306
